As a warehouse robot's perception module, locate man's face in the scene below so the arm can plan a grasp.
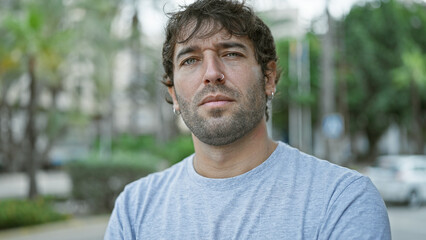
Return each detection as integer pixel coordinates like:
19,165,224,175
168,28,276,146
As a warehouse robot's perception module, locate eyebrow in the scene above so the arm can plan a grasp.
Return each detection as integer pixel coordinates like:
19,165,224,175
176,46,199,62
215,42,248,51
175,41,248,62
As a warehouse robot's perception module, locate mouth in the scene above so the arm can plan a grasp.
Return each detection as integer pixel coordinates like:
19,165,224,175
199,94,235,107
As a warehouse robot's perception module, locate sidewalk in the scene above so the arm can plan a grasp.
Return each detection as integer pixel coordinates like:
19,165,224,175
0,215,110,240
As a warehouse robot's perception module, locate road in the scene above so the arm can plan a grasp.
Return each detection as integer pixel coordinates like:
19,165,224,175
0,215,109,240
388,205,426,240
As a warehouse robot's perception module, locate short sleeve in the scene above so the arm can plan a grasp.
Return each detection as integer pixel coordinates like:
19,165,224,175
104,190,136,240
319,176,391,240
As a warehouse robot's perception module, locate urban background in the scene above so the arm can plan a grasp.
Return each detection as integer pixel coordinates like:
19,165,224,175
0,0,425,239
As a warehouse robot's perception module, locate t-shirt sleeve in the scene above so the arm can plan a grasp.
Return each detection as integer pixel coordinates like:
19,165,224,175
104,190,136,240
319,176,391,240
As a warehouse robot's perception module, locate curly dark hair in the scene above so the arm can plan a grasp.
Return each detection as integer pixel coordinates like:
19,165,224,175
162,0,280,118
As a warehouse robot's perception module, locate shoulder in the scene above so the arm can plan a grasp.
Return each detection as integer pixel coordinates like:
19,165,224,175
274,143,390,239
275,142,363,187
277,142,383,204
319,174,391,239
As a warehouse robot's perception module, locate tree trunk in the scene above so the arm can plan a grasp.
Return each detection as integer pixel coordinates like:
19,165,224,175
26,55,38,200
0,82,9,171
0,102,4,171
39,87,67,167
3,105,18,172
364,128,381,164
0,79,25,172
410,80,424,154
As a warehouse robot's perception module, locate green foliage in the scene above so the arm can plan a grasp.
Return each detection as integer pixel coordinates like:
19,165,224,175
68,134,194,213
0,0,89,173
67,151,163,213
343,0,426,156
73,0,122,109
272,39,291,139
0,198,68,230
153,135,195,165
393,46,426,89
104,134,195,165
110,134,157,152
272,34,321,140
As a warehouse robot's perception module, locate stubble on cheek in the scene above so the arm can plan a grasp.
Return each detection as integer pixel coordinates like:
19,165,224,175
175,77,267,146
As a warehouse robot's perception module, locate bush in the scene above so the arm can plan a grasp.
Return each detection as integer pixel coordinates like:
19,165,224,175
67,134,195,213
0,198,68,230
111,134,157,152
109,134,195,165
153,135,194,165
66,151,164,213
94,134,157,152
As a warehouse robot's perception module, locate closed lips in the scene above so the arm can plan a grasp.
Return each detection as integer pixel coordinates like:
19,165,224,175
199,95,234,106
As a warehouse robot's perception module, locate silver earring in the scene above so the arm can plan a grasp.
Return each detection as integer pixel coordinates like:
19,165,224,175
220,74,225,80
173,108,180,115
268,92,275,101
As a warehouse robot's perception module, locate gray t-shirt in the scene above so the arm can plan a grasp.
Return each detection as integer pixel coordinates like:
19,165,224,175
104,142,391,239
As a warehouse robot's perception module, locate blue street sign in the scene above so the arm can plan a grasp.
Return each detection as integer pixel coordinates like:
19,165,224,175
322,113,344,139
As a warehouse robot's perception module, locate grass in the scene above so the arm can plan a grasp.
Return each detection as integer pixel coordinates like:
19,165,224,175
0,197,69,230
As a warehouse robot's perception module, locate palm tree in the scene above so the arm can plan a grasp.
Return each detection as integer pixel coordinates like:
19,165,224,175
2,0,75,199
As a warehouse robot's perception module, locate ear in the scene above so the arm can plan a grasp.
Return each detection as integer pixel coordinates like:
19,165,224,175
264,61,277,96
167,85,180,112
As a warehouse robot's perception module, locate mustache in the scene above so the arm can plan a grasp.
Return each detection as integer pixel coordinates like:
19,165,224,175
194,85,240,104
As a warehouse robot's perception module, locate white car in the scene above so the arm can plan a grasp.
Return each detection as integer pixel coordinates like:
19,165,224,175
365,155,426,207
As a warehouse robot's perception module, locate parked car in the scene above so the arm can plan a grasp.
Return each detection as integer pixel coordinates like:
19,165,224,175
365,155,426,207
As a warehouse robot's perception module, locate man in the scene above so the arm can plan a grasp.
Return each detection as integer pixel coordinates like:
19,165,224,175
105,0,391,239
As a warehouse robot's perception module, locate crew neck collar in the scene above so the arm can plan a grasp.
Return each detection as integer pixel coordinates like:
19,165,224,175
185,141,284,191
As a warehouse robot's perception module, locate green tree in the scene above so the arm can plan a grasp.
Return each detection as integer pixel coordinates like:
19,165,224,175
1,0,78,198
343,0,426,160
392,46,426,153
71,0,122,158
0,1,22,171
273,33,321,142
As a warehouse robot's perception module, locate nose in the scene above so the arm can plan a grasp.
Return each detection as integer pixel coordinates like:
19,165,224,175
203,55,225,85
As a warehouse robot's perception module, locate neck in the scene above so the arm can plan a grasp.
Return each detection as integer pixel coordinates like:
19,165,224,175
192,120,277,178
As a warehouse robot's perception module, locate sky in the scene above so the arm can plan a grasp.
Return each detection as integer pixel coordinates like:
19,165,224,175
137,0,372,38
250,0,367,20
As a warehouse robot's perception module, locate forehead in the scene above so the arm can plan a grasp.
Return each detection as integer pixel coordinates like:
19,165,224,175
173,27,254,59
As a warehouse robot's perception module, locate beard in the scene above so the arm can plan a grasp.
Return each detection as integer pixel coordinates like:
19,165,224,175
176,78,266,146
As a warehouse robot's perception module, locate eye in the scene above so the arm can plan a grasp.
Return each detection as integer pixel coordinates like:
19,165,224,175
225,52,241,57
182,58,197,66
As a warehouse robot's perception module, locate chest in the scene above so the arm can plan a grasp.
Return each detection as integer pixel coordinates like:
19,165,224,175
135,182,323,239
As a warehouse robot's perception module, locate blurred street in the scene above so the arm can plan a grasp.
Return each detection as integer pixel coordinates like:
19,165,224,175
0,171,71,199
388,206,426,240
